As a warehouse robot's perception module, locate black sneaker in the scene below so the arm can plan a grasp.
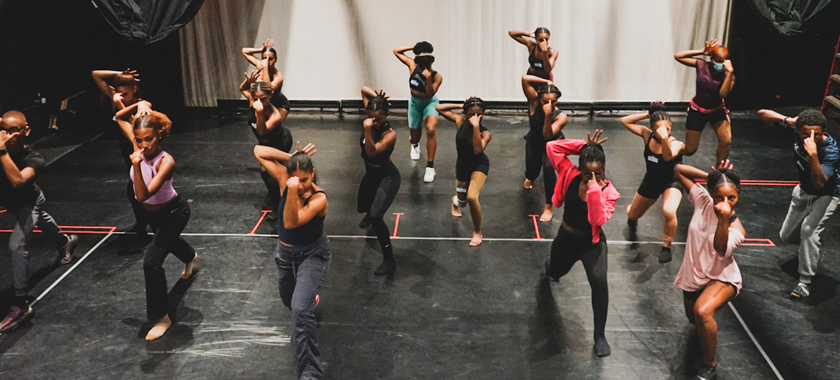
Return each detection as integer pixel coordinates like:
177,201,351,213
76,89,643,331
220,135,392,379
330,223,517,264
544,258,558,282
695,364,717,380
359,215,371,229
593,332,611,357
0,304,33,333
58,234,79,265
374,259,396,275
659,246,672,263
626,219,638,241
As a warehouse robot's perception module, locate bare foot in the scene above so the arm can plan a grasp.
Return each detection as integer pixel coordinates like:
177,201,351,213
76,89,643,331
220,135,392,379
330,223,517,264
523,178,533,189
539,205,553,222
451,196,462,217
469,231,482,247
181,253,198,279
145,314,172,341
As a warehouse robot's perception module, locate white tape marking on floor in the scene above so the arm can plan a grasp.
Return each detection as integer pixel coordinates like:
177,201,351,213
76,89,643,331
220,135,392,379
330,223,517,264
727,302,784,380
31,231,114,307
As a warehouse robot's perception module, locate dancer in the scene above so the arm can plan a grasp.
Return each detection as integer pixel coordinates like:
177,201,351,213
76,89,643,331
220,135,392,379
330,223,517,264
92,68,150,236
254,143,328,380
544,130,620,357
0,111,79,333
129,111,199,341
242,38,284,91
674,39,735,162
509,27,558,82
437,97,492,246
620,102,685,262
393,41,443,182
358,87,400,275
240,67,293,218
757,109,839,299
673,160,745,380
522,75,568,221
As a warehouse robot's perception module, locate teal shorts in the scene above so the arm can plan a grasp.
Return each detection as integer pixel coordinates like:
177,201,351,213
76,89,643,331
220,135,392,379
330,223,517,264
408,94,440,129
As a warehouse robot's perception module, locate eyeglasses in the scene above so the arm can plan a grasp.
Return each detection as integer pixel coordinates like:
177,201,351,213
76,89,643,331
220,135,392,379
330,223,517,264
1,127,24,134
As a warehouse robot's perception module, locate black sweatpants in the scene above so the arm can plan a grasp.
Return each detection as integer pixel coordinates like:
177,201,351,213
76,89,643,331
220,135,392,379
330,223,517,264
525,137,557,205
141,195,196,320
357,161,401,261
548,227,609,333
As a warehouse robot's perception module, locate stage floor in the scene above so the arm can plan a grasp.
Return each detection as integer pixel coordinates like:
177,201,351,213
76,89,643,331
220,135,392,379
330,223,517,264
0,108,837,379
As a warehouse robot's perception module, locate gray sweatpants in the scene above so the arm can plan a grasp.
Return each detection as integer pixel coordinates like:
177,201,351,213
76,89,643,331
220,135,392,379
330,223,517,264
8,190,64,297
779,185,840,283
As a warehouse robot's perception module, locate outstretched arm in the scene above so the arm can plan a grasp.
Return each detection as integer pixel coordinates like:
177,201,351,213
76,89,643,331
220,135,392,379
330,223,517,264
619,111,653,138
393,45,415,69
435,103,463,125
674,39,717,67
508,30,534,46
757,109,797,127
521,75,552,103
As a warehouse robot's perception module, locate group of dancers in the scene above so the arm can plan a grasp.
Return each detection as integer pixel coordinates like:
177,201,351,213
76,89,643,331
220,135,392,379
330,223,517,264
0,26,835,380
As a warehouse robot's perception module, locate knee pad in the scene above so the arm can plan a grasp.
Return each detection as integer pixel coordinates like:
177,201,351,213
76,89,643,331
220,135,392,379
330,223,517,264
454,187,468,208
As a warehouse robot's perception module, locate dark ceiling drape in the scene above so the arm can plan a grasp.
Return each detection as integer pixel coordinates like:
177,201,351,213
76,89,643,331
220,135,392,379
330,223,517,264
93,0,204,43
748,0,836,35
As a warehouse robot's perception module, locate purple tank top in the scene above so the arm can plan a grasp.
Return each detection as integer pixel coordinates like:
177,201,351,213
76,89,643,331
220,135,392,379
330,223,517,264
692,59,730,109
130,150,177,205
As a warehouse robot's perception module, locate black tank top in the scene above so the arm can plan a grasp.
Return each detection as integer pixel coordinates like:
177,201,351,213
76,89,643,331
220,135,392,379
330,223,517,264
456,121,489,167
562,175,592,233
360,123,394,168
643,134,681,180
278,188,326,245
528,107,563,144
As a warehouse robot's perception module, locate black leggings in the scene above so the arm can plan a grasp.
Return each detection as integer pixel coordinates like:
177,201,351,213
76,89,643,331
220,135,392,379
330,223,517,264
548,228,609,333
141,195,196,320
357,162,401,261
525,139,557,205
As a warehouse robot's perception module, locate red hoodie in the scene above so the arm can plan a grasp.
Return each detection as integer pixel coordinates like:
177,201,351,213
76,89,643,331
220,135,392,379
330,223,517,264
546,139,621,244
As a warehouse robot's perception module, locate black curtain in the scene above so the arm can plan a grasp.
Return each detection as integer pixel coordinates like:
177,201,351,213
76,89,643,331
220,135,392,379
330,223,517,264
93,0,204,44
748,0,837,35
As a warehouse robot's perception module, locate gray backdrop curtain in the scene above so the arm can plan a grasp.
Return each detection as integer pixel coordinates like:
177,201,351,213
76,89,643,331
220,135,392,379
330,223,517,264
180,0,731,107
94,0,205,43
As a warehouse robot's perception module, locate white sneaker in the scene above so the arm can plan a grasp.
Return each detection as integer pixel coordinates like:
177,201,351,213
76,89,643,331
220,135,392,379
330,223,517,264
424,167,436,183
410,144,420,160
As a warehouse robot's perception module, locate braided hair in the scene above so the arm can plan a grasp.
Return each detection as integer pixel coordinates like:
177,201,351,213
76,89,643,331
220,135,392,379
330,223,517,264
707,168,741,193
462,96,486,113
534,27,551,36
579,143,606,167
366,93,390,114
648,102,671,126
537,84,562,98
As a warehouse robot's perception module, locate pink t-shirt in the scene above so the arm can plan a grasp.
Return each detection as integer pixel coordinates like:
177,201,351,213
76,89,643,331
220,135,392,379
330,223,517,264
674,184,744,294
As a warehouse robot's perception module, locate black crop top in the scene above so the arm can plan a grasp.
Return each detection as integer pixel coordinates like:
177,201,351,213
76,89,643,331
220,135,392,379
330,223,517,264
528,106,563,144
409,66,435,93
455,121,489,166
278,188,326,245
562,175,593,234
360,123,394,168
529,48,545,71
643,134,681,181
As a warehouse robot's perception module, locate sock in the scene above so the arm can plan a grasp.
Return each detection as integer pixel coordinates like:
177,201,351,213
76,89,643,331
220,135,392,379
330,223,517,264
799,274,813,285
427,161,434,168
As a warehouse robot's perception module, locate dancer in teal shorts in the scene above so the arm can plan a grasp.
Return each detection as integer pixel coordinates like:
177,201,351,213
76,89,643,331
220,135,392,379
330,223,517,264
393,41,443,182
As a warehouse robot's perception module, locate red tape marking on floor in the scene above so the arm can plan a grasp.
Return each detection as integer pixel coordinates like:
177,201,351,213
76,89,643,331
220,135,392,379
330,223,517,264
392,213,403,237
528,215,543,240
0,226,116,234
742,238,775,247
249,210,271,235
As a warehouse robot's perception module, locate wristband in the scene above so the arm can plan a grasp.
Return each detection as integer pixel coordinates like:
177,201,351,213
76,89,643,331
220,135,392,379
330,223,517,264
0,147,6,156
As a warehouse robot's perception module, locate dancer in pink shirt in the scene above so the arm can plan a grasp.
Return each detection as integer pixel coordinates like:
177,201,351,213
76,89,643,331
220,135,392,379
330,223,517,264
673,159,745,380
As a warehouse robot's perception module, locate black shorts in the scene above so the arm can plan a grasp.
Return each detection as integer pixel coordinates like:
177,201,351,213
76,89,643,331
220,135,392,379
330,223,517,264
256,126,293,153
637,173,681,200
456,154,490,182
683,282,737,301
685,107,730,132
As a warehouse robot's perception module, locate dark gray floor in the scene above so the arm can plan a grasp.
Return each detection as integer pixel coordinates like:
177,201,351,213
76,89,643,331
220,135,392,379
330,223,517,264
0,108,837,379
